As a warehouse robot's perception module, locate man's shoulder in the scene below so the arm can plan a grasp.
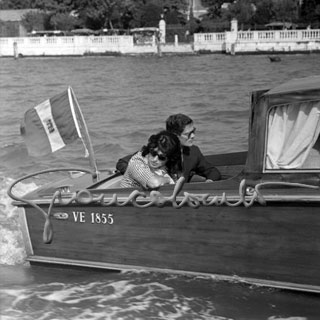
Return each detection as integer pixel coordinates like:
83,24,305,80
183,145,204,164
189,145,202,155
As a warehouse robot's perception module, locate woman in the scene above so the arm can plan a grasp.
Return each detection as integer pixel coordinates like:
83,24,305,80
120,130,182,190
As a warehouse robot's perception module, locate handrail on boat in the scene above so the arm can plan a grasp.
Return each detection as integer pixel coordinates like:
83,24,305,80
7,167,95,244
7,167,320,245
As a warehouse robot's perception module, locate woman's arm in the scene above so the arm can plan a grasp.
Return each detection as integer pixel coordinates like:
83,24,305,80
128,158,171,189
147,174,172,189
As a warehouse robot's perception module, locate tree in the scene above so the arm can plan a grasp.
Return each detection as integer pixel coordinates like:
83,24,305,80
74,0,125,30
30,0,75,13
122,0,188,28
2,0,320,29
0,0,33,9
146,0,189,14
201,0,225,19
253,0,275,25
222,0,255,27
300,0,320,25
21,11,50,32
140,2,163,27
273,0,299,22
50,12,79,30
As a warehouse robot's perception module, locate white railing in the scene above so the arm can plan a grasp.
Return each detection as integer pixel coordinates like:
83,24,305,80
1,28,320,56
193,28,320,53
194,32,225,43
241,29,320,42
237,32,254,41
0,35,134,56
302,30,320,39
194,29,320,44
257,31,276,40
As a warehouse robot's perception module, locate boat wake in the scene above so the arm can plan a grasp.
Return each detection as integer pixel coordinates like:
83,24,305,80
0,267,311,320
0,276,223,320
0,176,38,265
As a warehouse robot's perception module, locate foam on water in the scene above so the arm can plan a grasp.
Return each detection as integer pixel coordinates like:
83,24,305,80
0,176,38,265
0,273,312,320
0,278,226,320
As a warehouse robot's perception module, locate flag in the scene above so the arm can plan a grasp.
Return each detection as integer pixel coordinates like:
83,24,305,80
21,87,82,157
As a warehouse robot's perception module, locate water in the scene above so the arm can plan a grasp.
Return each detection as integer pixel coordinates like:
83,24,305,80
1,54,320,319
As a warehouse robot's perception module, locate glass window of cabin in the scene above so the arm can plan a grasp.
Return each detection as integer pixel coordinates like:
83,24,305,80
265,100,320,170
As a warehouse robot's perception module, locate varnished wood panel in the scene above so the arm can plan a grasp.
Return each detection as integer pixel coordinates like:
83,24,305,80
25,202,320,289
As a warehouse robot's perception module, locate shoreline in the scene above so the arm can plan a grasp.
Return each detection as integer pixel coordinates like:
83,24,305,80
1,49,320,59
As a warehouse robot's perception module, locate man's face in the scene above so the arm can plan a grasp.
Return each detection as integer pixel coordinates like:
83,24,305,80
178,123,196,147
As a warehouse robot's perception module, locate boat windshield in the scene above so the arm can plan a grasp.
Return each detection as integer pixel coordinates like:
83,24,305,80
265,100,320,170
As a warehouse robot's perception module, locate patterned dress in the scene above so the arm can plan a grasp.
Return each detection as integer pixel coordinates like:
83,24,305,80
120,151,174,189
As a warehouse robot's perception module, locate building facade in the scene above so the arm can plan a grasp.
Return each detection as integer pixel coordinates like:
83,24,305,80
0,9,39,37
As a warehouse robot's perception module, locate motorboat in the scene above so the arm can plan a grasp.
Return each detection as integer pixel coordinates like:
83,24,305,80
8,76,320,293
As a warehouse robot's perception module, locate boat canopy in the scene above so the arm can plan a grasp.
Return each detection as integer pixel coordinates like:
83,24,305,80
263,75,320,106
266,75,320,95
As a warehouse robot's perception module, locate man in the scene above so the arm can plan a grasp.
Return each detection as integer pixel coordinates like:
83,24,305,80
116,113,221,182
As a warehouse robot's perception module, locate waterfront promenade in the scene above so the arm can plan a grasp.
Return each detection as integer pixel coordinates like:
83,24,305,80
1,28,320,57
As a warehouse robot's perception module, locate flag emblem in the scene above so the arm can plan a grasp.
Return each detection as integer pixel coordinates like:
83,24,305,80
46,119,55,133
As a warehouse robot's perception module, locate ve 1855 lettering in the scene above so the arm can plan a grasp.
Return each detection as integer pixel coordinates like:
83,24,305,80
72,211,114,224
91,212,114,224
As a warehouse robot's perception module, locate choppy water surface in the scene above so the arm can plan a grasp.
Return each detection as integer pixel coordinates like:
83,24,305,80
1,54,320,319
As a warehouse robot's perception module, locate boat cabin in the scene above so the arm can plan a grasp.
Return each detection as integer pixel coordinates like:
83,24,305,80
244,75,320,186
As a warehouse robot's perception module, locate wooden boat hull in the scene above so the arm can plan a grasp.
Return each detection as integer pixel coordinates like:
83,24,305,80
11,76,320,294
21,199,320,293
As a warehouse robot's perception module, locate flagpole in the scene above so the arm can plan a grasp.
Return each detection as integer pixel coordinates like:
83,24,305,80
69,87,100,182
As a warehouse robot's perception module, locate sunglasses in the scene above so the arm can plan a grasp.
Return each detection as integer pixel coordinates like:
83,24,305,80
181,127,196,139
149,149,167,161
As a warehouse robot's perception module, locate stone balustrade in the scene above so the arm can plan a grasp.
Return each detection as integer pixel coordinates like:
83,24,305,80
1,27,320,57
194,29,320,54
0,35,135,57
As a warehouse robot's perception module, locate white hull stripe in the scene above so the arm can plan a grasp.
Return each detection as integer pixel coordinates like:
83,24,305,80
35,99,65,152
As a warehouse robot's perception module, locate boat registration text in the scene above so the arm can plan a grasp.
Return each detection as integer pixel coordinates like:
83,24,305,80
73,211,114,224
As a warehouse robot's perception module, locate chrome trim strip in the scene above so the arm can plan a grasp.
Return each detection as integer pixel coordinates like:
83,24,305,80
18,209,34,256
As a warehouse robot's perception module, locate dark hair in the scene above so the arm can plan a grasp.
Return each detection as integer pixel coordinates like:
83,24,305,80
166,114,193,136
141,130,182,176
